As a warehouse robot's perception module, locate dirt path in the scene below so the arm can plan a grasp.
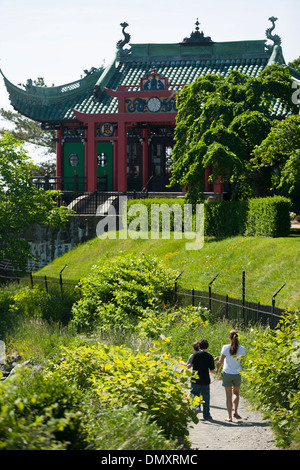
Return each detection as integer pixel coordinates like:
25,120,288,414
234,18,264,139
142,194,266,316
189,378,278,450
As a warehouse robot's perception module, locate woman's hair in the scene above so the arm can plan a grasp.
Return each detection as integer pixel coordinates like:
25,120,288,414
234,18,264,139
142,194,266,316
229,330,239,356
192,341,200,351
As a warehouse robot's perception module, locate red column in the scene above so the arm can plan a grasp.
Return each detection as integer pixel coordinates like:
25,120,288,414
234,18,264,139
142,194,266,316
117,121,127,192
113,128,118,191
86,122,97,192
142,127,149,190
213,177,223,194
56,127,63,190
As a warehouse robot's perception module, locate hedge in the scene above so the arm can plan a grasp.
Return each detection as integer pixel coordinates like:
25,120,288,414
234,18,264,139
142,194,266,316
126,196,291,238
204,200,248,237
244,196,291,237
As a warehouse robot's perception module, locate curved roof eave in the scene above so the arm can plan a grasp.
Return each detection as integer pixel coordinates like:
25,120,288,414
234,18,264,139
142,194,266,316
0,67,104,122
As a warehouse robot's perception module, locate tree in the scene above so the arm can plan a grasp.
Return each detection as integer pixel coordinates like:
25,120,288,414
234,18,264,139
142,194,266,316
252,115,300,212
170,65,299,203
0,133,70,270
0,109,56,154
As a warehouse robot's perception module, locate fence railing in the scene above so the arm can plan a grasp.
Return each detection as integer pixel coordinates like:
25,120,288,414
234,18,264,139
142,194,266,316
0,272,78,296
30,175,88,192
174,283,285,328
0,271,289,329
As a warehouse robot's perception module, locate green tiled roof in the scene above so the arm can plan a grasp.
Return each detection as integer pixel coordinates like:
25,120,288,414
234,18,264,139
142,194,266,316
1,35,292,122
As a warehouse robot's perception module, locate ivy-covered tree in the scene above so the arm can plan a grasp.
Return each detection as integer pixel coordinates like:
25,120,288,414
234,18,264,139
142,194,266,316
0,133,69,270
252,115,300,212
170,64,299,203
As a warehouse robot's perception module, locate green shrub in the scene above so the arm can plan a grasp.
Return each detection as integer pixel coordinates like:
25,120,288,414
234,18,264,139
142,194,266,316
126,196,291,238
243,311,300,448
47,341,196,442
137,305,211,340
71,254,177,333
0,367,88,450
0,283,22,335
88,405,179,450
0,283,78,338
204,200,248,237
245,196,291,237
127,198,186,233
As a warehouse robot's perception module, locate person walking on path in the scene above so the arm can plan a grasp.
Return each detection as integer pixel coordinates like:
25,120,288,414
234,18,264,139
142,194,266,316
187,339,215,420
216,330,245,422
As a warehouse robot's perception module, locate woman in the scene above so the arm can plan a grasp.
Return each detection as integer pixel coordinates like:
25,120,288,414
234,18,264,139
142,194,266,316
216,330,245,422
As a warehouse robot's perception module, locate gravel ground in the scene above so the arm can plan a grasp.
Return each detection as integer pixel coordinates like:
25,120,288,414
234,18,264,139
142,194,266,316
189,378,278,450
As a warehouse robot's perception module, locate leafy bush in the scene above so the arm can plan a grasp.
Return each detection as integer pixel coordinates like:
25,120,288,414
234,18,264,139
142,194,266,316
0,283,78,338
204,200,248,237
245,196,291,237
243,311,300,448
126,196,291,238
87,405,179,450
127,198,186,232
162,311,224,362
71,254,177,333
47,341,196,442
0,283,22,335
0,367,88,450
137,305,211,340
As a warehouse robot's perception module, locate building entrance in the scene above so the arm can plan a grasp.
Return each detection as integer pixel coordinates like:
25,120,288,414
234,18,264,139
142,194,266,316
127,135,143,191
148,129,179,192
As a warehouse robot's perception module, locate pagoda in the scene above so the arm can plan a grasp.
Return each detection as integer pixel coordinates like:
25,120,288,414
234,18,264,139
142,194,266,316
1,18,298,196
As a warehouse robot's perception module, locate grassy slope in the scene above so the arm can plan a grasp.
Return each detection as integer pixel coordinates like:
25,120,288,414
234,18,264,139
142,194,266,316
35,232,300,310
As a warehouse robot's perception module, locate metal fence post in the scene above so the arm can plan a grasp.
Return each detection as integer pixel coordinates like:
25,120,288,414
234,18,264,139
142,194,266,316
225,294,229,319
272,284,286,314
242,271,246,319
59,265,68,296
174,271,183,303
208,273,220,312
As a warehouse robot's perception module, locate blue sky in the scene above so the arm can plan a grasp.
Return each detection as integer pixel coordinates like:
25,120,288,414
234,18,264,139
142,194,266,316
0,0,299,111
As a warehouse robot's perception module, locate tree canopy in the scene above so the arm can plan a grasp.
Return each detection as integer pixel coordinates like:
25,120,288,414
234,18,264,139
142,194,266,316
0,108,56,154
0,133,70,270
170,64,299,204
252,114,300,211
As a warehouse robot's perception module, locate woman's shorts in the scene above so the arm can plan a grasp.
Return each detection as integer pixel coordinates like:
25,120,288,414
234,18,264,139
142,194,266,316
222,372,241,388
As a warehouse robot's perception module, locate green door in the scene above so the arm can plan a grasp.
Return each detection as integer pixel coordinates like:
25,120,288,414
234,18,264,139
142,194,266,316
97,142,113,191
63,142,85,190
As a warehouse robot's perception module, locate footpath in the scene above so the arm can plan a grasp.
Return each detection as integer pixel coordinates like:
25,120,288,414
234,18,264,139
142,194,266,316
188,378,278,450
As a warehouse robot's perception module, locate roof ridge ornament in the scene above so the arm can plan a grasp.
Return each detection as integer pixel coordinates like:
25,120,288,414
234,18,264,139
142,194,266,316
181,18,213,45
266,16,282,46
117,22,131,50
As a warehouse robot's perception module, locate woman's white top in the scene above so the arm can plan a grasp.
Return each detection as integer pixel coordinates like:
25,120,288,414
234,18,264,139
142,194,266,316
221,344,246,374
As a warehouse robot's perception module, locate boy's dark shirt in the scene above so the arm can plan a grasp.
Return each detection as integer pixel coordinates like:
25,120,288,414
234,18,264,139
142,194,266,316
190,351,215,385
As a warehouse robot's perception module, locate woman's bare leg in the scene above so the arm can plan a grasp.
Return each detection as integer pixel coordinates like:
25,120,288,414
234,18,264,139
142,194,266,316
225,387,233,421
233,386,241,419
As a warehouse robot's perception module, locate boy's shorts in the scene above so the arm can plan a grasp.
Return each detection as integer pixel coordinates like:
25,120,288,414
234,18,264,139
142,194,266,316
222,372,241,388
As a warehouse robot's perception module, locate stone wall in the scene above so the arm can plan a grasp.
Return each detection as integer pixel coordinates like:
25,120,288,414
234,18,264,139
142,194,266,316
24,215,105,272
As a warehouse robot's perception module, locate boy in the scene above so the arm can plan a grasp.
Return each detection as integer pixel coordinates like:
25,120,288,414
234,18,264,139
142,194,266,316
187,339,215,420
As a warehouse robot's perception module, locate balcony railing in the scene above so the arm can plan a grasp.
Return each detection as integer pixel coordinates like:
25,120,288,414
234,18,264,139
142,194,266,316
30,174,108,192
